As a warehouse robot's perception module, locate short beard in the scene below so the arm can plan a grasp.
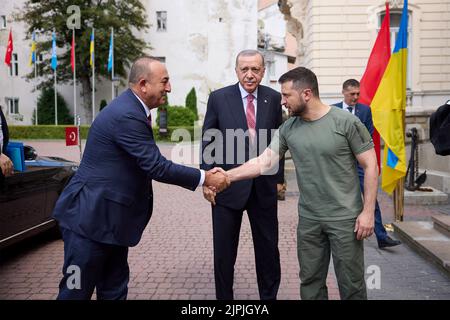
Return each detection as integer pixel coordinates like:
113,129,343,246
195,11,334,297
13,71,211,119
290,103,306,117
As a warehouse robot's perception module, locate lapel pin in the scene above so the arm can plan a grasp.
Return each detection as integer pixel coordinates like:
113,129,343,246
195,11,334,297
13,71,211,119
264,99,268,103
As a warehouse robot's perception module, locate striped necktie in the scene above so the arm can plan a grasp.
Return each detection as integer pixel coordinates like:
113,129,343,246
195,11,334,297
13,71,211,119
246,94,256,142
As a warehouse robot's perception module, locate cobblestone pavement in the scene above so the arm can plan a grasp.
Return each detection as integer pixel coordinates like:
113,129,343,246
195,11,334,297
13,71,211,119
0,141,449,300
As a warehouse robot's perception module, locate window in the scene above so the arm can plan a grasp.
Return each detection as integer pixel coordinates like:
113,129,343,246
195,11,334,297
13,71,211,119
156,11,167,31
6,98,19,114
0,15,6,29
9,53,18,76
379,10,412,89
154,56,166,63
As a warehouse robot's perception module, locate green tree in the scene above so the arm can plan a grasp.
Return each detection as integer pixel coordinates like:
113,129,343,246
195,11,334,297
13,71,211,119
185,87,198,121
34,88,74,125
17,0,150,123
156,106,195,127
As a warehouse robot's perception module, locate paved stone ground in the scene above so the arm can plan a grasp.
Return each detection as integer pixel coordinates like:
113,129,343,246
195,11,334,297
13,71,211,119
0,140,449,300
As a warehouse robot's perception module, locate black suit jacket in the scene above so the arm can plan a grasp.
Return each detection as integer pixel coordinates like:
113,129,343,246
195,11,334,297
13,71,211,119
201,83,284,210
0,107,9,154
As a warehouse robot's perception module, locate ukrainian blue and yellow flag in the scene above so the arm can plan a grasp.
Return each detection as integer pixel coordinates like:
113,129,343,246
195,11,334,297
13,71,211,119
29,31,36,66
371,0,408,194
89,29,94,68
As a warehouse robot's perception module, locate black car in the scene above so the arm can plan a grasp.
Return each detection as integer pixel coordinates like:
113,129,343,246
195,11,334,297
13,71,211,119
0,147,77,249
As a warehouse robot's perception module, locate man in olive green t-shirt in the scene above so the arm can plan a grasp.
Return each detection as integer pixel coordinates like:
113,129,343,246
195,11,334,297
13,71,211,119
224,67,378,300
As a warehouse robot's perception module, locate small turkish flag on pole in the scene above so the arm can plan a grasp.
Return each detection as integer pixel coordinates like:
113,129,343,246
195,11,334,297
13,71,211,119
65,127,78,146
4,29,13,67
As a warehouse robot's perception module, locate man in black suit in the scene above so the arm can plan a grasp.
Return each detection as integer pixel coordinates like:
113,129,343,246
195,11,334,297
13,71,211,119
201,50,284,300
0,105,13,180
53,57,230,300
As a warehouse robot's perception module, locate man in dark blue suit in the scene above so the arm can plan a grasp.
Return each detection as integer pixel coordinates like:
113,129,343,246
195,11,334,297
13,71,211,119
0,106,13,180
201,50,283,300
333,79,401,249
53,57,230,300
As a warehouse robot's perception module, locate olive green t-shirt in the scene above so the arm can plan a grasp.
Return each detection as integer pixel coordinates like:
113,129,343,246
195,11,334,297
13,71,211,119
269,106,374,221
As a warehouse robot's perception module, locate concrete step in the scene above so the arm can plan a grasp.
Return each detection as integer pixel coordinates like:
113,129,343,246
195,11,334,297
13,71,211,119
432,214,450,238
424,170,450,194
404,187,448,205
393,220,450,277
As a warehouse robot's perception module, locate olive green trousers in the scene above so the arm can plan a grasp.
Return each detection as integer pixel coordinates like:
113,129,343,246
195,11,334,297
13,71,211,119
297,216,367,300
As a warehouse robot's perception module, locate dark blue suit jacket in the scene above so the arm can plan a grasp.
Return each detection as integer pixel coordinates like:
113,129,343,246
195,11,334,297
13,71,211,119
53,89,200,247
333,101,373,176
201,83,283,210
333,102,374,135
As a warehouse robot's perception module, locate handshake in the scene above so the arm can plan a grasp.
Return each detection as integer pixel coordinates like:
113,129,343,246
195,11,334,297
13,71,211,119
203,167,230,205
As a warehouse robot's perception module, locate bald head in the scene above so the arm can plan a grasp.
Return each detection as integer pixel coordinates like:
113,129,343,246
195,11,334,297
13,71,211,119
129,56,160,85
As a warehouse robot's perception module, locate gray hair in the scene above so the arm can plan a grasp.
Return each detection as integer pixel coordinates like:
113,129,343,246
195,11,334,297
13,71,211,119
235,50,265,68
129,56,159,84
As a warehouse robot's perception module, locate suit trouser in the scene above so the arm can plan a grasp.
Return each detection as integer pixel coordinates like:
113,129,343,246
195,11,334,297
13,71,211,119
297,216,367,300
57,227,129,300
358,173,388,241
212,189,281,300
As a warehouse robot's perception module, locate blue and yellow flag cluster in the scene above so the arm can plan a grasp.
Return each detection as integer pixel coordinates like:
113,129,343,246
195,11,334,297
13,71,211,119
29,28,116,73
89,29,95,68
29,31,36,66
371,0,408,194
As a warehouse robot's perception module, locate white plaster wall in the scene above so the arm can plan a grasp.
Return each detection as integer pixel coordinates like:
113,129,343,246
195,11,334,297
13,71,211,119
1,0,258,125
0,0,36,125
143,0,258,122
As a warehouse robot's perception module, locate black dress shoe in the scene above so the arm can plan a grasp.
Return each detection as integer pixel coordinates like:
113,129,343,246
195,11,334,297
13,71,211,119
378,236,401,249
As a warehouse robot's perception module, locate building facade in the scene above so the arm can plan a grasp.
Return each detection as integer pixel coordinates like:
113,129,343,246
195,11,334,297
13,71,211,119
0,0,258,124
279,0,450,108
1,0,449,125
258,0,297,91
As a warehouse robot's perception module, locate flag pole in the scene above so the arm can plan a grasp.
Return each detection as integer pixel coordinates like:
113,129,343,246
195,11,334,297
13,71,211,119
54,67,58,125
394,179,405,221
92,27,95,123
77,115,82,162
73,28,77,125
111,27,114,100
34,32,38,126
394,109,406,222
52,30,58,126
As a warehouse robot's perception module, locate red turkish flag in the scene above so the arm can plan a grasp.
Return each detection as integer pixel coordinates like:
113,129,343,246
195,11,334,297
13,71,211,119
65,127,78,146
4,29,13,67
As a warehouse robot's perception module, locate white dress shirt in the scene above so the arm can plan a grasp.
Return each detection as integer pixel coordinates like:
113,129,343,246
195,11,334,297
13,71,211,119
238,83,258,118
342,101,355,115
